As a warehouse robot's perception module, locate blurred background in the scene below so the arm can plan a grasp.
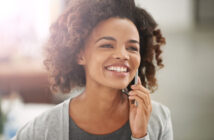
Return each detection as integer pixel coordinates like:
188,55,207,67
0,0,213,139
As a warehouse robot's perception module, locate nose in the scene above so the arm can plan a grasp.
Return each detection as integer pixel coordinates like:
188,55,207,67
112,47,129,60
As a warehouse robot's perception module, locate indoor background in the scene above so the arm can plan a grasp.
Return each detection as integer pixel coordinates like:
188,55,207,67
0,0,214,140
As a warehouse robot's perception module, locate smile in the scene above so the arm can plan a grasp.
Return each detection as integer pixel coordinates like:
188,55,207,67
106,66,128,73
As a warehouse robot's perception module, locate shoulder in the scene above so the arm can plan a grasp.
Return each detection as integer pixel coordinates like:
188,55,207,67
147,100,172,138
151,100,171,121
14,99,70,140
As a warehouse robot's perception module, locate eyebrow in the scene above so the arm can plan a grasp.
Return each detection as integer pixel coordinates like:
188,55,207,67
95,36,116,43
95,36,139,44
128,40,140,44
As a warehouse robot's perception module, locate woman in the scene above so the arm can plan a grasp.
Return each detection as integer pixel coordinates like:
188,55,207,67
13,0,173,140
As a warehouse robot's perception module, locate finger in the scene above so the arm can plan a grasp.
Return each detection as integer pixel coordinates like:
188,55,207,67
129,95,152,114
129,91,150,105
128,95,150,109
129,87,151,105
131,84,150,95
128,95,142,108
129,90,150,105
131,87,150,105
129,93,148,107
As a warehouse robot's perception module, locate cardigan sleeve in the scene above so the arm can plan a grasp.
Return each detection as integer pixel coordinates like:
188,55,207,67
131,134,150,140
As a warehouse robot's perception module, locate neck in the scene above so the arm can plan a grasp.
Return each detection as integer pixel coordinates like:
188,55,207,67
77,83,127,118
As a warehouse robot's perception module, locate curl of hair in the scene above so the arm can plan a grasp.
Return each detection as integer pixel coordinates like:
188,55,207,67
44,0,166,94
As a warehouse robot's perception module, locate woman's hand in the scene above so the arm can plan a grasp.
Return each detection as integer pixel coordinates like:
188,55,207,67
128,77,152,138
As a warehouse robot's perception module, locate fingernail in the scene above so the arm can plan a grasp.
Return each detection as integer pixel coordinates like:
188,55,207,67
129,92,133,95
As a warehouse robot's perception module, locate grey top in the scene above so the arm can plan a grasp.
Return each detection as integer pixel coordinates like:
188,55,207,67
12,97,173,140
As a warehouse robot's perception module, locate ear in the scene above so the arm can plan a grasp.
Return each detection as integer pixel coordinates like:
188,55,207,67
77,50,86,65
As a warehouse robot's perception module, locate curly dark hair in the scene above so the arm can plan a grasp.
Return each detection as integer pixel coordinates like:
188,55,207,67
44,0,166,94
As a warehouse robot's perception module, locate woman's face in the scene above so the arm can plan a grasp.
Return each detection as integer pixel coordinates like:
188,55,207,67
78,17,140,89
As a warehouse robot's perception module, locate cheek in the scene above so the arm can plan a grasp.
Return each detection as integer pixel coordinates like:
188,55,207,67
129,55,141,78
86,56,103,73
132,54,141,68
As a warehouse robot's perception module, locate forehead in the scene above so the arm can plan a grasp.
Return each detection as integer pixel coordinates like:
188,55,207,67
89,17,139,41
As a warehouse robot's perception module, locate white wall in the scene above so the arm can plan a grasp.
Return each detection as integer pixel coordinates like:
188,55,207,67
135,0,194,31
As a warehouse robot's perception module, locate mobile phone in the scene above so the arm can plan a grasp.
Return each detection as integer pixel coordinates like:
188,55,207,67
134,69,138,85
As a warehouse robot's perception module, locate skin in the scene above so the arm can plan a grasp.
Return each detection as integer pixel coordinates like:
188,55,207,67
69,17,152,138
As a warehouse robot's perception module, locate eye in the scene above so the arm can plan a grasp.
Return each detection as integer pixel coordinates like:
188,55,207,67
99,44,114,48
127,46,139,52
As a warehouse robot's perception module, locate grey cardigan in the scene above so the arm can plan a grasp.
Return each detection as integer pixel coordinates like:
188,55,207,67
12,98,173,140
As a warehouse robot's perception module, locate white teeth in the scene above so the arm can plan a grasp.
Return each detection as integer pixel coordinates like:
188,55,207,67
106,66,127,72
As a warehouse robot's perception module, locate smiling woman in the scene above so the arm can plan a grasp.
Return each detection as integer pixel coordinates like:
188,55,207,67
44,0,165,94
12,0,173,140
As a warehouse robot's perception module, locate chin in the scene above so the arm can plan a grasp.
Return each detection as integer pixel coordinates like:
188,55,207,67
102,79,131,90
109,83,129,90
